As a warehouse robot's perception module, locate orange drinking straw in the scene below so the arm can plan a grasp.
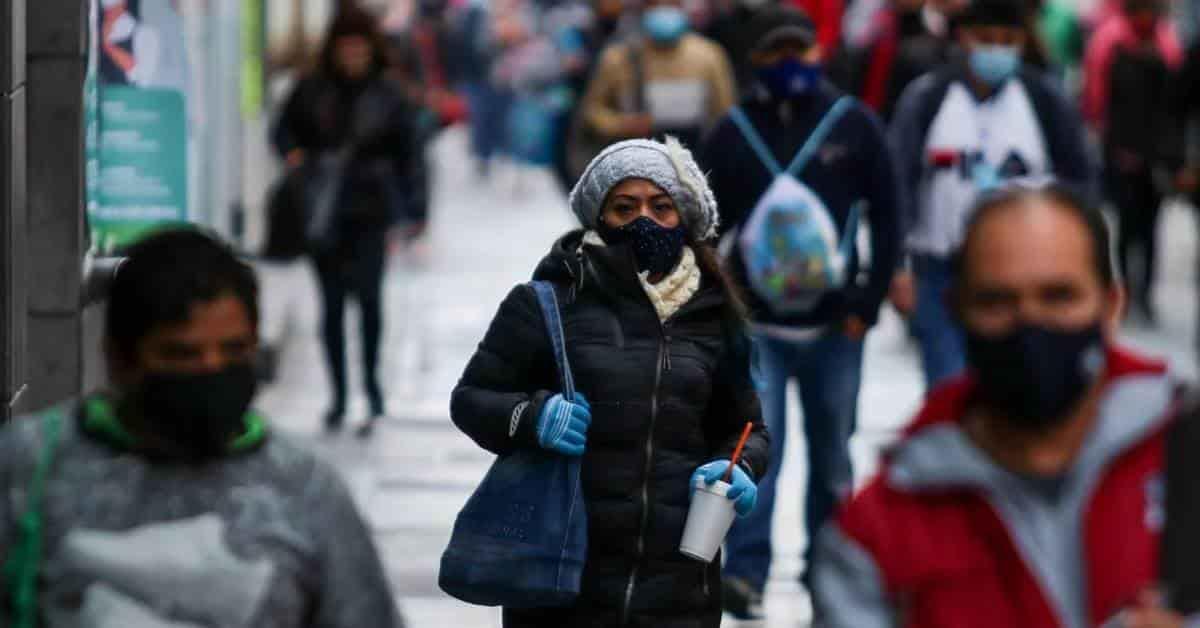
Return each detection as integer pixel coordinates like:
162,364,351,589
723,422,755,484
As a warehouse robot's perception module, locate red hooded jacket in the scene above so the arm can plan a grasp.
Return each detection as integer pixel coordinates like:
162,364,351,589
812,346,1174,627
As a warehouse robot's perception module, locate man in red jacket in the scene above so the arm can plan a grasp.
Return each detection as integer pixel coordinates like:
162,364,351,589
811,183,1190,627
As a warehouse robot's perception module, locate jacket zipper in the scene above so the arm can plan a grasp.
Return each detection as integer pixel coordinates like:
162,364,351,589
621,327,672,626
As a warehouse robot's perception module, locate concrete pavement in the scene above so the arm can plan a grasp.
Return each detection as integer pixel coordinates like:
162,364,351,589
254,128,1200,627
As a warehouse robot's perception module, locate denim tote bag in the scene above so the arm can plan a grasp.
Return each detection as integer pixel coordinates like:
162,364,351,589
439,281,588,608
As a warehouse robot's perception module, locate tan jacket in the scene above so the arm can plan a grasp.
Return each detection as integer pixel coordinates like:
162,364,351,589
581,34,736,142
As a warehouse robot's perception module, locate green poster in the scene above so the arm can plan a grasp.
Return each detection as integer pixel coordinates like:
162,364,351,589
241,0,265,119
91,87,189,253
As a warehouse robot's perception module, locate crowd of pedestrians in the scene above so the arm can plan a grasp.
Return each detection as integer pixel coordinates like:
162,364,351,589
8,0,1200,625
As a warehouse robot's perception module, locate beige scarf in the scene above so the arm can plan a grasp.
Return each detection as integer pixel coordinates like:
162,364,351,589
582,231,702,322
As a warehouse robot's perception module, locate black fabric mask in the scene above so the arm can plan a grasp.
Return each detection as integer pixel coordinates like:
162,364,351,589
598,216,688,276
135,362,258,460
966,321,1107,428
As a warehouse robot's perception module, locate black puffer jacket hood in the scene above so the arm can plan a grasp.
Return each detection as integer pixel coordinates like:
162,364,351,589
452,230,769,628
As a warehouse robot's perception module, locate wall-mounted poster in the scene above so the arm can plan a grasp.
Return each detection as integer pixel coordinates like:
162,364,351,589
89,0,190,253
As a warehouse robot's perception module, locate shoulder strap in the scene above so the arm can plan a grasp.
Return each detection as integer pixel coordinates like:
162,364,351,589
728,107,784,176
529,281,577,402
6,411,64,628
785,96,856,176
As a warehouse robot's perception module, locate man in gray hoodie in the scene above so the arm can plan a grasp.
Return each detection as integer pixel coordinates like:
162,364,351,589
0,228,403,628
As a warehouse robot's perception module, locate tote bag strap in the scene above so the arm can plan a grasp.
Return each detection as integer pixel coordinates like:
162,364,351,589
529,281,576,402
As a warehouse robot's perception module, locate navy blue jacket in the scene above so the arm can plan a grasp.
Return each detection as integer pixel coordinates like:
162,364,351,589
698,84,903,329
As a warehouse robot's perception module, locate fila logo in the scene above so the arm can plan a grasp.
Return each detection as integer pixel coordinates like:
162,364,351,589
927,148,1032,181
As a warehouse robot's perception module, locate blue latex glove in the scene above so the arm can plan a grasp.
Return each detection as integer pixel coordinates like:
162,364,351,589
691,460,757,517
536,393,591,457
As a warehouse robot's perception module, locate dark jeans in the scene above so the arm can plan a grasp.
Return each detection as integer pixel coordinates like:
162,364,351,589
1108,162,1162,312
911,255,966,390
723,331,864,591
312,235,387,417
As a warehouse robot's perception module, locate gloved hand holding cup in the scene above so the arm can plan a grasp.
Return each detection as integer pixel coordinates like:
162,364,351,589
681,422,757,562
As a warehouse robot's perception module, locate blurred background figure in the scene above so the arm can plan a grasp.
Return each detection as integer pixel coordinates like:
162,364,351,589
272,5,425,435
1171,34,1200,357
1083,0,1183,326
1033,0,1086,90
450,0,512,179
834,0,958,120
705,0,775,98
489,0,597,191
577,0,736,153
889,0,1094,389
699,4,902,620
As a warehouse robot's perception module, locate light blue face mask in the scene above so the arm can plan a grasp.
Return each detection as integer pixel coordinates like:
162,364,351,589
969,44,1021,86
643,6,690,45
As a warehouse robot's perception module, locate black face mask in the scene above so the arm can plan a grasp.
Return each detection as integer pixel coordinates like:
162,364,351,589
598,216,688,276
966,321,1107,429
135,362,258,460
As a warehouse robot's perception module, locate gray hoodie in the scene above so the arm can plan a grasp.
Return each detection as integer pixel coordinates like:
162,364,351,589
0,403,403,628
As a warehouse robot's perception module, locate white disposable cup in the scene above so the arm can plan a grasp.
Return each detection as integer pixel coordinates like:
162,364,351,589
680,478,738,563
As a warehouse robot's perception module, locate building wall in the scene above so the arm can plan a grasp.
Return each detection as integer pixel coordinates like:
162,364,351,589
1,0,28,421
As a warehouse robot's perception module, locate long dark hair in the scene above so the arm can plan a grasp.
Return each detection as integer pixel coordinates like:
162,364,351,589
316,4,391,80
691,240,758,381
692,241,749,323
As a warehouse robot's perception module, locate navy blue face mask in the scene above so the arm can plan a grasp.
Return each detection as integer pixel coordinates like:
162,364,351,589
757,58,823,99
599,216,688,276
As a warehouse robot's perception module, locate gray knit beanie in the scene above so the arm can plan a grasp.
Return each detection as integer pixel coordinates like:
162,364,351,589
568,137,720,241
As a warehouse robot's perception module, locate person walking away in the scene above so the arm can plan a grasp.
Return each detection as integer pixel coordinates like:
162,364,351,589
888,0,1094,389
811,184,1192,628
451,137,769,627
579,0,736,151
697,5,902,619
273,7,424,435
0,228,402,627
1082,0,1183,325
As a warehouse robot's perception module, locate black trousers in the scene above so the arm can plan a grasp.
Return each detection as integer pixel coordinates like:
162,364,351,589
1108,161,1163,310
312,235,387,416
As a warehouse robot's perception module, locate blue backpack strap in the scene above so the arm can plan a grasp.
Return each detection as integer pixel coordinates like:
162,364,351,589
785,96,856,176
728,107,784,176
529,281,576,402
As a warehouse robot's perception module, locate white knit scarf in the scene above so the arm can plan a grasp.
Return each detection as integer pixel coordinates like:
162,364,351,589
582,230,702,322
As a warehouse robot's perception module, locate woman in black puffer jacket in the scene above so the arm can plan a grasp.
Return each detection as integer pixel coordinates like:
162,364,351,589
451,137,769,628
272,7,425,434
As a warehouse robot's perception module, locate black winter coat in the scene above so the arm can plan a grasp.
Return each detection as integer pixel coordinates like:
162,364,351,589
451,231,769,628
271,73,428,250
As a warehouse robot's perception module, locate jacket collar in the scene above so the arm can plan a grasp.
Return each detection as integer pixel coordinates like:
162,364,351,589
532,229,725,319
